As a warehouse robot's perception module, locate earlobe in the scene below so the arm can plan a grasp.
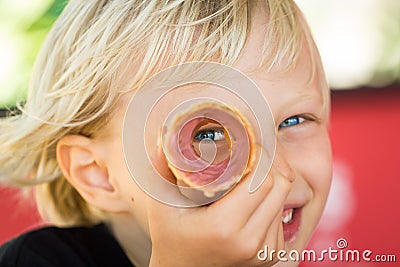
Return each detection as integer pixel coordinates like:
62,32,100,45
57,135,127,213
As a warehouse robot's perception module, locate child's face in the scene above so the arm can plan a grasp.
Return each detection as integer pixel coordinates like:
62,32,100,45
99,11,332,266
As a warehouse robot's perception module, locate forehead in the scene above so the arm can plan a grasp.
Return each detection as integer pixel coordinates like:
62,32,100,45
244,49,324,111
232,8,327,114
118,3,327,123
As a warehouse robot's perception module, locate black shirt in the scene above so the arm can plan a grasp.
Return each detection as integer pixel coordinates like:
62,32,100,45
0,224,134,267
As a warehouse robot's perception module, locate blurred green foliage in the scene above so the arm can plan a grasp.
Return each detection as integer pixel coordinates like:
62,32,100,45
0,0,67,108
372,0,400,86
28,0,68,31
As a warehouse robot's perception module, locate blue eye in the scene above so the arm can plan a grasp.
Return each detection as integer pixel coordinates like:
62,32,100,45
279,116,305,129
194,129,225,141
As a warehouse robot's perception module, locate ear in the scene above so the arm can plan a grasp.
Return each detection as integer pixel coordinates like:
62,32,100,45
57,135,128,213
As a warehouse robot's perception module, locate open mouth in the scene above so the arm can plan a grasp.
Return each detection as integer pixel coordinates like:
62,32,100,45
282,207,302,243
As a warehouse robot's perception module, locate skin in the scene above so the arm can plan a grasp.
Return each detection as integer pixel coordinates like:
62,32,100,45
56,6,332,267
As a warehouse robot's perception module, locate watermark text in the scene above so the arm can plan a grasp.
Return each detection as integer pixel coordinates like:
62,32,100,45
257,238,396,263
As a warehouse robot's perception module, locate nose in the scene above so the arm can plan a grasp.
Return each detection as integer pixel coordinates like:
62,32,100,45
248,142,295,193
270,145,296,183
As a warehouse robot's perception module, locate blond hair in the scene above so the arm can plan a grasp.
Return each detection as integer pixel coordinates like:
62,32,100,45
0,0,316,226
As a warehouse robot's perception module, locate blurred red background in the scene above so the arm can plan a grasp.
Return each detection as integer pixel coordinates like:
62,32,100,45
1,84,399,266
302,85,400,266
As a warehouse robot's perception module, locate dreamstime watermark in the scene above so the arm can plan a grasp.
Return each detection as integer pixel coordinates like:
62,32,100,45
257,238,397,263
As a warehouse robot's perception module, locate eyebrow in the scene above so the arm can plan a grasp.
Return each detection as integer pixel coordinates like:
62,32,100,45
283,88,321,107
276,87,325,120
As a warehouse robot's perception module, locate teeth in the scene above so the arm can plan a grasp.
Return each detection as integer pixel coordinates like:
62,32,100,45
282,209,293,224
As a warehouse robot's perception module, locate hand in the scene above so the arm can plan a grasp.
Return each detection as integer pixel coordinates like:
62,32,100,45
147,161,294,267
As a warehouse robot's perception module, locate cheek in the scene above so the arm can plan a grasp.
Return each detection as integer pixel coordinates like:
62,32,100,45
109,141,151,231
301,133,332,199
282,128,332,247
284,128,333,198
110,141,134,191
108,139,150,210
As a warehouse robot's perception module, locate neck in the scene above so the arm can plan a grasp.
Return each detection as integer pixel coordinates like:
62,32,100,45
107,213,152,267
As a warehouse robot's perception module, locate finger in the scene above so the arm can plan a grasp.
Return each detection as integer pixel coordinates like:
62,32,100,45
243,169,292,237
244,153,297,231
235,212,283,267
232,170,291,266
206,145,276,224
253,213,284,266
205,172,275,229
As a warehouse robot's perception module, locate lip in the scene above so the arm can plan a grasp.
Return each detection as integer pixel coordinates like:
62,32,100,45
282,205,303,243
284,203,303,210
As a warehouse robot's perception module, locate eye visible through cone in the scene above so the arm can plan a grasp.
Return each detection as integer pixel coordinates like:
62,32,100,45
123,62,276,207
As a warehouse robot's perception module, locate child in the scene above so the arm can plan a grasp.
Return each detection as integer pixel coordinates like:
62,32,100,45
0,0,332,266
